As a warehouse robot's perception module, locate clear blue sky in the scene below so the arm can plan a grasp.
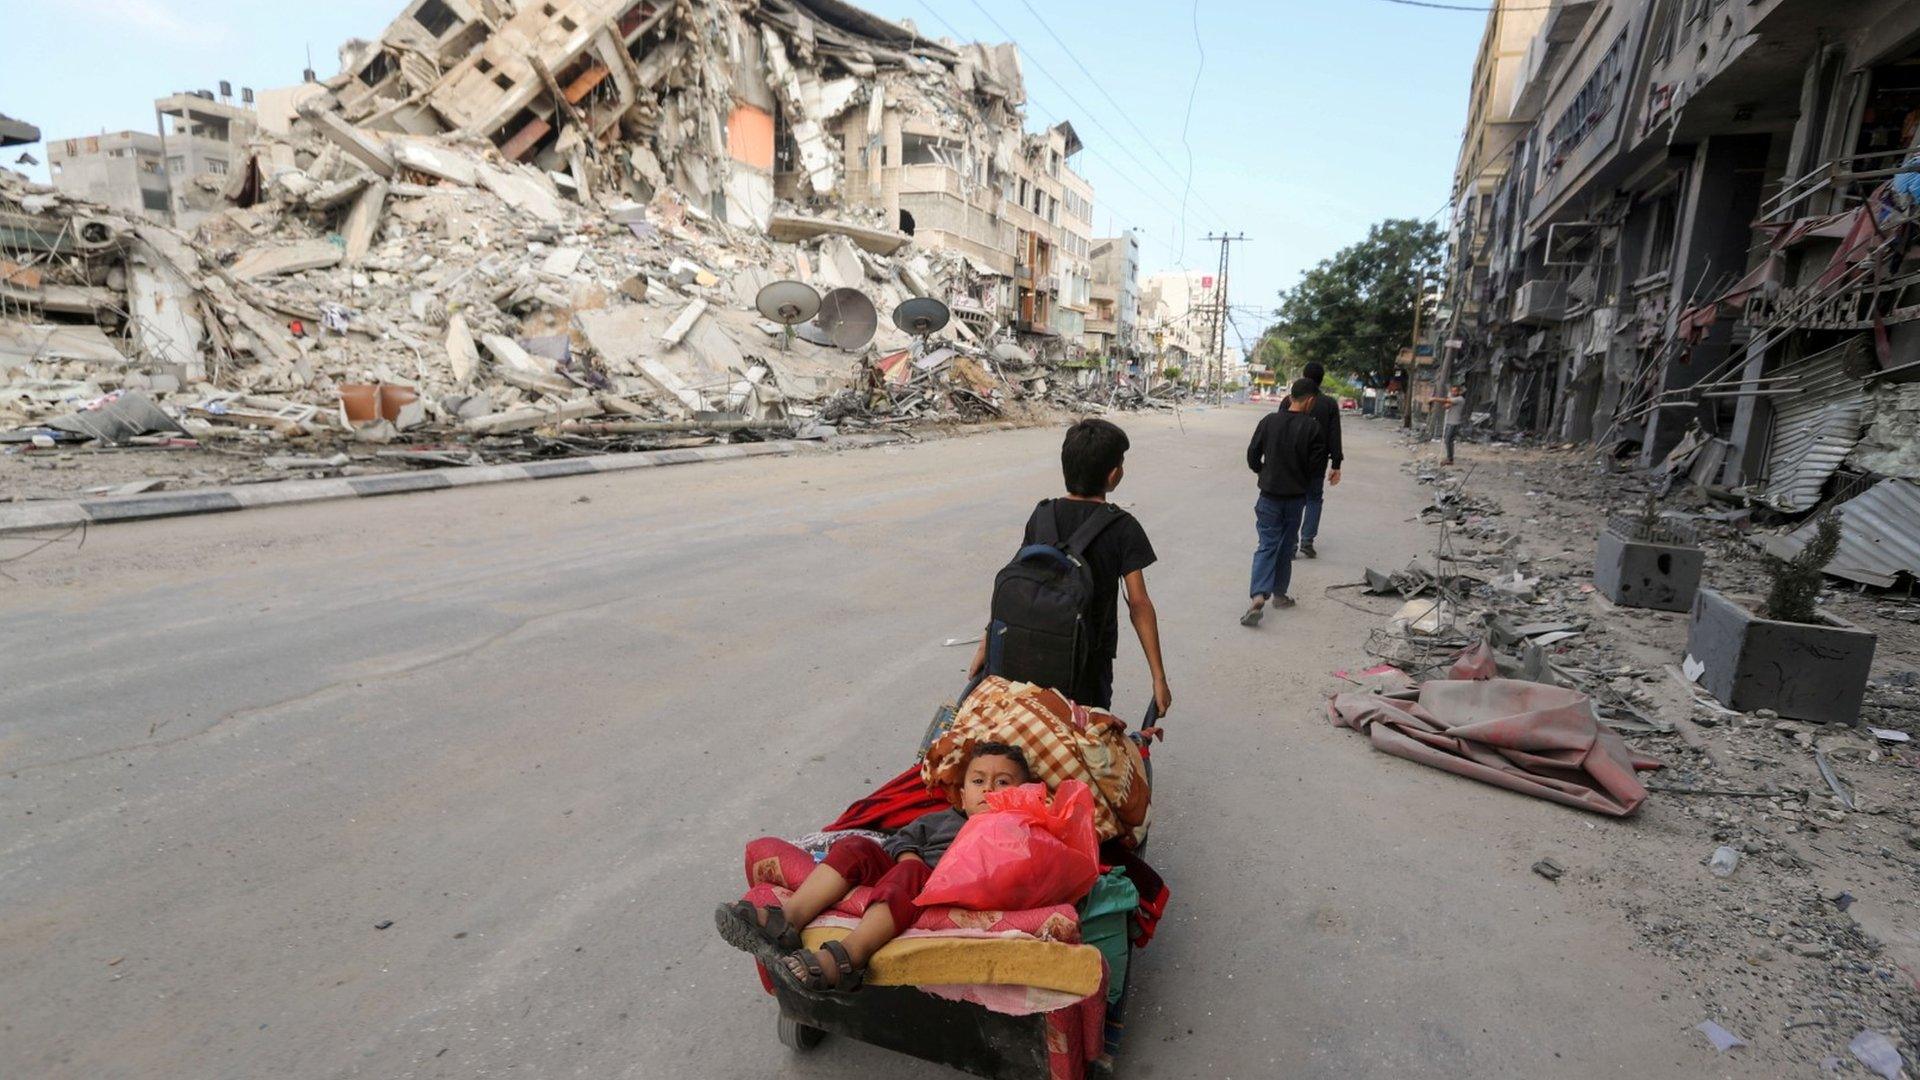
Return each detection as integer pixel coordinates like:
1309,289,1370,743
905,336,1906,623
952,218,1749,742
0,0,1488,346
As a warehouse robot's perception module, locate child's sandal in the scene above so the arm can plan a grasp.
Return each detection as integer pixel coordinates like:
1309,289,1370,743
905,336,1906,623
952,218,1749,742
715,901,801,958
776,940,866,995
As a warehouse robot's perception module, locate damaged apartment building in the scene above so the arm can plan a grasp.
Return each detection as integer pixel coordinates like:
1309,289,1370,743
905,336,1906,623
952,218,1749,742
1437,0,1920,583
5,0,1130,464
38,0,1101,358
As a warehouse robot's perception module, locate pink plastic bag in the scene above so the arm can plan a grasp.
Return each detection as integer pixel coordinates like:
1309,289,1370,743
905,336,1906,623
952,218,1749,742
915,780,1101,911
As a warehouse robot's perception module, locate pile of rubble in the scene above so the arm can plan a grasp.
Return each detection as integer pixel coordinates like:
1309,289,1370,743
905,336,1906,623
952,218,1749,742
1,0,1160,491
1352,442,1920,1074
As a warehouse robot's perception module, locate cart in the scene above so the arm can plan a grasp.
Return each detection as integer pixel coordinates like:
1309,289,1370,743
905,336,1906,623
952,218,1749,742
764,694,1164,1079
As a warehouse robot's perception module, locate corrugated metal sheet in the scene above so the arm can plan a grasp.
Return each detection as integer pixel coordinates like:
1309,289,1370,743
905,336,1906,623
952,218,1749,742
1775,478,1920,588
1760,336,1873,512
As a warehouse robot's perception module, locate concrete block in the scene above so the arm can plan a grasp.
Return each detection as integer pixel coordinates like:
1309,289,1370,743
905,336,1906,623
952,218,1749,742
1593,527,1703,612
1685,588,1876,725
304,109,396,178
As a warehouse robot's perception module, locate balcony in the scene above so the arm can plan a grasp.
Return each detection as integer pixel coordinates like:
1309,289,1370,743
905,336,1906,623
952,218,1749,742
1512,279,1569,325
1760,149,1918,226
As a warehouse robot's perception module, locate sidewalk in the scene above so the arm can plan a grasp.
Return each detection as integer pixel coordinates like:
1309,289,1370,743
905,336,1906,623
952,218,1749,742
0,433,910,537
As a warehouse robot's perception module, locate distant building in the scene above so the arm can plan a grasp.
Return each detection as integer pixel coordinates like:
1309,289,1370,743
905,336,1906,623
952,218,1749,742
1088,230,1140,361
1140,269,1217,376
155,92,260,227
1051,123,1094,358
47,131,171,219
47,89,259,226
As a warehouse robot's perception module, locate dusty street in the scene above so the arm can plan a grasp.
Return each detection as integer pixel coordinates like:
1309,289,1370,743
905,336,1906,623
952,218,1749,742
5,407,1736,1079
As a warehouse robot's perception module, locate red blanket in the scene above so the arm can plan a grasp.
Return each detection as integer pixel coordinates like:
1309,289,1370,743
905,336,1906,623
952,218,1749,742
1328,678,1661,816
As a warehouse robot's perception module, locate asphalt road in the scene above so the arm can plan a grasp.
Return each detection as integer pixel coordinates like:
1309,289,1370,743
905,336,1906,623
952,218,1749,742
2,407,1718,1078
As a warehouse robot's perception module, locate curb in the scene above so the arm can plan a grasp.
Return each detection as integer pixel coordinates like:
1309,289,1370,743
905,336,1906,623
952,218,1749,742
0,432,912,538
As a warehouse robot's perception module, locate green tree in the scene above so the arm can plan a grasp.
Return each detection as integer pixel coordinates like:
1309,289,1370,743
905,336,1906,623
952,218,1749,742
1271,218,1444,387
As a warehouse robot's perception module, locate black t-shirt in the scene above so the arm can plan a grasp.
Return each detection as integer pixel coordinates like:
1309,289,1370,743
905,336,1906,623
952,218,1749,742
1021,498,1158,659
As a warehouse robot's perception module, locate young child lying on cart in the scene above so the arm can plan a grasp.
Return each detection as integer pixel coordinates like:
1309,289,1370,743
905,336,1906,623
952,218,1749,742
715,742,1032,993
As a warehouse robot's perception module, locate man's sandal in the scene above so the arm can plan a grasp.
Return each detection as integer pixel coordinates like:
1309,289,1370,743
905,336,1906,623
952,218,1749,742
774,940,866,995
714,900,801,961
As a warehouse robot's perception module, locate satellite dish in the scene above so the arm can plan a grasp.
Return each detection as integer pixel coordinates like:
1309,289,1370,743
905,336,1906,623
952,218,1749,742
891,297,951,337
755,280,821,324
815,287,878,351
755,280,819,351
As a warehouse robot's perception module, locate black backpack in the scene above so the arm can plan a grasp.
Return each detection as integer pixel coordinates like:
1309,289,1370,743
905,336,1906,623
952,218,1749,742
986,500,1120,694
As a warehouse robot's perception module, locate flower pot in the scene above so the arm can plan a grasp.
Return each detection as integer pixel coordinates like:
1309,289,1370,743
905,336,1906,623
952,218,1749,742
1593,517,1703,612
338,383,379,423
375,384,418,423
1684,588,1876,725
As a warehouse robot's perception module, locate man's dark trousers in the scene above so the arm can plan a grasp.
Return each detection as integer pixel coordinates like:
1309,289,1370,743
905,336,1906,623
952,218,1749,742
1300,476,1325,546
1251,493,1307,599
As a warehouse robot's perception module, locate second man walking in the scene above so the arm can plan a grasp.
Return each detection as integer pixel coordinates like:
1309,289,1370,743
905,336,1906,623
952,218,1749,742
1242,378,1329,626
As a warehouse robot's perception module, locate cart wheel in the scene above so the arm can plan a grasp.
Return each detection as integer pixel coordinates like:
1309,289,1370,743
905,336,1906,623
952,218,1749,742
777,1015,823,1051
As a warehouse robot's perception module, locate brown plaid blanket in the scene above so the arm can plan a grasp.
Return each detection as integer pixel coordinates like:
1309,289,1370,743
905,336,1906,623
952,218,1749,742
922,677,1151,846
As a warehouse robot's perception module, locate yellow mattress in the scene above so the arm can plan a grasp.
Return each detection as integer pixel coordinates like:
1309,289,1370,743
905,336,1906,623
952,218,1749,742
799,928,1104,998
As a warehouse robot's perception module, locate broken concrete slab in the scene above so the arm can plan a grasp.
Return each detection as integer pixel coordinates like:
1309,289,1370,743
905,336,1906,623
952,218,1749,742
445,313,480,386
229,239,344,281
393,140,481,186
338,179,389,264
767,213,909,256
302,107,396,178
660,298,709,349
0,322,128,368
463,397,601,434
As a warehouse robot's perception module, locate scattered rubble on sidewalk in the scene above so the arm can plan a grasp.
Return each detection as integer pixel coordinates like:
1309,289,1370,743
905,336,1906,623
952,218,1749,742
1323,435,1919,1073
2,0,1187,502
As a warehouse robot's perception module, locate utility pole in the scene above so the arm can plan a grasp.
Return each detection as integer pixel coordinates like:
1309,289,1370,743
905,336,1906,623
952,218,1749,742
1202,233,1248,405
1404,268,1425,431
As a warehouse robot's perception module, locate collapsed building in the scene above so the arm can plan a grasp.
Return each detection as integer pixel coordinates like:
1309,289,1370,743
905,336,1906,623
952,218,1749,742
1433,0,1920,588
3,0,1164,473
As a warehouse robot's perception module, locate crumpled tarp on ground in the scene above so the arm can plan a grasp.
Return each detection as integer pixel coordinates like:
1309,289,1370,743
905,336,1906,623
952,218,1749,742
1327,678,1661,816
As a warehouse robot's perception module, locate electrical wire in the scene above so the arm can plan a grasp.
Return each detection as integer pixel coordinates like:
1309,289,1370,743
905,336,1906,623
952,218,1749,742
1176,0,1205,267
959,0,1212,239
1006,0,1231,225
909,0,1189,265
1368,0,1556,10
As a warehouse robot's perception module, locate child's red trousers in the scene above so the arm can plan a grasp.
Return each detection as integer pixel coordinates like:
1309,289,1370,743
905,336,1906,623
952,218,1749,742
821,835,932,930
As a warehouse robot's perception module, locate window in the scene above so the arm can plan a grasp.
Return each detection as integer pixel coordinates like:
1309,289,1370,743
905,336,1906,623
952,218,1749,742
477,58,494,74
411,0,459,37
359,50,397,87
559,15,577,31
1544,30,1627,171
142,189,171,212
493,73,513,91
205,158,228,176
168,156,185,174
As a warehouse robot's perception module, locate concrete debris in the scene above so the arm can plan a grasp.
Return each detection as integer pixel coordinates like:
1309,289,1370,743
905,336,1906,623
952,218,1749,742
3,0,1181,476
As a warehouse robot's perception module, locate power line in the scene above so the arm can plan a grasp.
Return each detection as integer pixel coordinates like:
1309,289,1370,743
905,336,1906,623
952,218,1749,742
1006,0,1231,225
959,0,1209,244
909,0,1189,265
1368,0,1554,10
1176,0,1206,268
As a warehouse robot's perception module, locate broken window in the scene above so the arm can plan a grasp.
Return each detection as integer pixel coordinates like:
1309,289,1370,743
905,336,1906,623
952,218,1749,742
411,0,460,38
901,133,962,167
359,50,398,88
900,210,915,235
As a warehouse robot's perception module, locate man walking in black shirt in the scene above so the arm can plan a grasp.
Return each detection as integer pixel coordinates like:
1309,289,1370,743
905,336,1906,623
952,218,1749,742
1242,378,1329,626
1297,361,1343,558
